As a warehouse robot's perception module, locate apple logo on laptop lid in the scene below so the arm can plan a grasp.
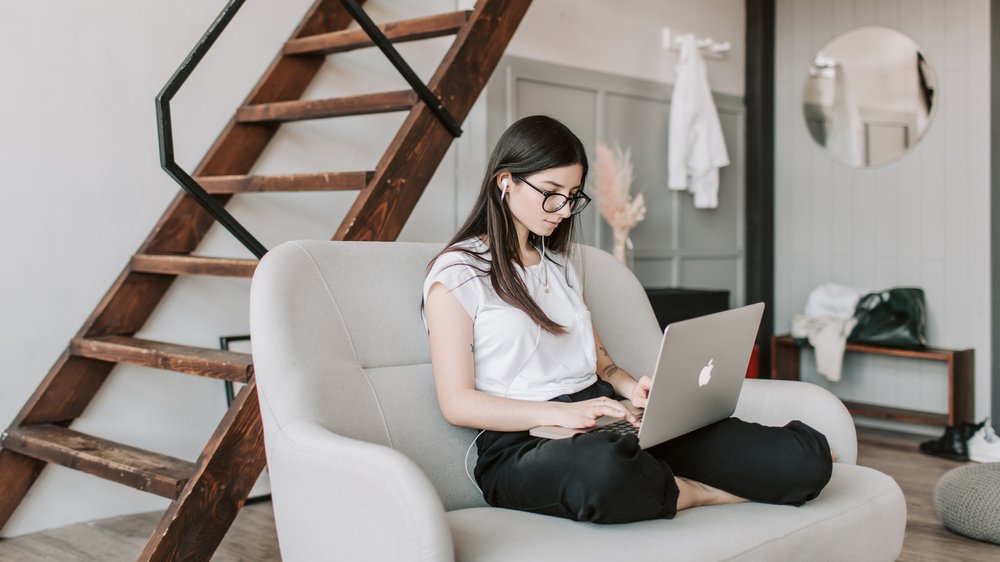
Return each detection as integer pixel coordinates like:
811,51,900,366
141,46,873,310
698,359,714,386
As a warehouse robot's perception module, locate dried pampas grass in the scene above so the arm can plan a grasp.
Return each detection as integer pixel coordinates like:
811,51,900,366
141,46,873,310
595,143,646,263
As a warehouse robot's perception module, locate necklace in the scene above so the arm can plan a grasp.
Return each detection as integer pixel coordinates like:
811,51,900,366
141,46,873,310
528,260,550,294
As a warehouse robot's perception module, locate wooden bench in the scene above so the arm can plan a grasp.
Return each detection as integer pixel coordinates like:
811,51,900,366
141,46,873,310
771,335,974,427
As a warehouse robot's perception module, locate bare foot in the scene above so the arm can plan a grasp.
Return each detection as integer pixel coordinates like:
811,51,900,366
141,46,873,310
675,477,748,512
831,450,838,463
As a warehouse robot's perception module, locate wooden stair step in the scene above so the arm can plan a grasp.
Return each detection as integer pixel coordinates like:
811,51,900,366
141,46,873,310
71,336,253,383
1,425,196,499
130,255,258,278
283,10,472,56
0,1,531,559
196,171,374,194
333,0,531,242
236,90,417,123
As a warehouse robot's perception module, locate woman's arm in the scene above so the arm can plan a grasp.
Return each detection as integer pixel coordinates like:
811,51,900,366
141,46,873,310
593,323,652,409
425,283,635,431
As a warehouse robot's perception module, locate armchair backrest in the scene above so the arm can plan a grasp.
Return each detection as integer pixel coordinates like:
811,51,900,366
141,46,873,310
250,240,661,510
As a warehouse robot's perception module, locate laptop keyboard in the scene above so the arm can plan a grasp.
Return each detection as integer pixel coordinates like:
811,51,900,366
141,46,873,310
587,412,643,437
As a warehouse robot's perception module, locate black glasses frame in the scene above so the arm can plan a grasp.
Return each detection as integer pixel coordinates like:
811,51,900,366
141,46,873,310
514,175,591,215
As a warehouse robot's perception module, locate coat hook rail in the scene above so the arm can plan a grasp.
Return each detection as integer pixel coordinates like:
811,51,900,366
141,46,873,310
661,27,731,59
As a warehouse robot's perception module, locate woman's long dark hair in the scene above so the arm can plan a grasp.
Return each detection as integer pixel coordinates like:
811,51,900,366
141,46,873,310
431,115,589,335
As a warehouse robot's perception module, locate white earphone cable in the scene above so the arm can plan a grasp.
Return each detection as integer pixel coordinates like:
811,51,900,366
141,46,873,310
463,322,543,494
461,189,546,493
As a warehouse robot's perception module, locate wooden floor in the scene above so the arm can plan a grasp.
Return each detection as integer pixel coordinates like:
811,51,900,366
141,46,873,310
855,428,1000,562
0,500,279,561
1,428,998,561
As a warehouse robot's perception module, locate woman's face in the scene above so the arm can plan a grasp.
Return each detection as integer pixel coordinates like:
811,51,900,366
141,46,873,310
500,163,584,240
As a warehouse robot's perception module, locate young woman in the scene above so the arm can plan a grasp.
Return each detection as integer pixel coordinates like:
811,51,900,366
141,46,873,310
423,115,832,524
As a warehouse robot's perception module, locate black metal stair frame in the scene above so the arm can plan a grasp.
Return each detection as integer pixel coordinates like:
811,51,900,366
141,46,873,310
154,0,462,259
155,0,267,259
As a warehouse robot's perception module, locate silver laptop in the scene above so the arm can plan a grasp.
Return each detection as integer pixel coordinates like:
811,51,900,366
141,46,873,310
530,302,765,449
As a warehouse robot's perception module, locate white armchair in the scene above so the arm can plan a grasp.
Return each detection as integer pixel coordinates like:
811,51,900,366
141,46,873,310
250,240,906,561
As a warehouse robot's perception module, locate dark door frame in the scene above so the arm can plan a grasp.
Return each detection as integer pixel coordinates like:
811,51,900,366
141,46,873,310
744,0,775,374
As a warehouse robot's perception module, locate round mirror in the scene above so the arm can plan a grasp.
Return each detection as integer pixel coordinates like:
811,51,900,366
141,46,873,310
802,27,936,168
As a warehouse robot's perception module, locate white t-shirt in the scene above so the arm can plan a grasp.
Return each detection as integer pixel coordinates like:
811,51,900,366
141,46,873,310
422,238,597,401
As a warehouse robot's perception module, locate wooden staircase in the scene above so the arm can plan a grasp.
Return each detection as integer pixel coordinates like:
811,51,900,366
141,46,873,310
0,1,530,560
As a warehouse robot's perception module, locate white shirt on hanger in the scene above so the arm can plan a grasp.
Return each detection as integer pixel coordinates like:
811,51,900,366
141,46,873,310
668,34,730,209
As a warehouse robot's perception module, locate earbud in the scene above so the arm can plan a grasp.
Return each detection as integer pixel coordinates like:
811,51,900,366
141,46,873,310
501,178,508,200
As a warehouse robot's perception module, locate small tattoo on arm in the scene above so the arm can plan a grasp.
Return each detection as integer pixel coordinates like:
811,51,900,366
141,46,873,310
602,364,620,380
599,345,610,357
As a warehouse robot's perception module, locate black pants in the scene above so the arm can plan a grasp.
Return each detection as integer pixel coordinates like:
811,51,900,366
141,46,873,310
474,380,833,524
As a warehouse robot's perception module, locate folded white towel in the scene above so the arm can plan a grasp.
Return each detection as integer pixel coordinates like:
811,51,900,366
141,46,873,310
804,283,866,319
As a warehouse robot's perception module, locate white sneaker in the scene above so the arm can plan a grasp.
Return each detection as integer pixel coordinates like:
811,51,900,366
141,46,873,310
967,418,1000,463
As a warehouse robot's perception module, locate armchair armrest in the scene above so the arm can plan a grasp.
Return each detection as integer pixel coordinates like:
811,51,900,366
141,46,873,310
266,420,455,562
734,379,858,464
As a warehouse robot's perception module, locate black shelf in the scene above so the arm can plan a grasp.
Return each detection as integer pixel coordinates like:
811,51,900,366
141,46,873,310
644,287,730,331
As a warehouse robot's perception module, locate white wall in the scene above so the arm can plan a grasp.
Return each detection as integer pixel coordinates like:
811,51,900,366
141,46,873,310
508,0,745,96
0,0,743,536
775,0,991,432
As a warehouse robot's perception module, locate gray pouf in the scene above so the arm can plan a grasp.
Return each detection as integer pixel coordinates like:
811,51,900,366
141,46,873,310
933,462,1000,545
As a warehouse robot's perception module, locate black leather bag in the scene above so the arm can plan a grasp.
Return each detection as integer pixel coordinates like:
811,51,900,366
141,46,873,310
848,287,928,349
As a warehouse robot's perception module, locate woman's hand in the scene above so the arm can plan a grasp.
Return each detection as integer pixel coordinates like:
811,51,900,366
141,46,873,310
628,376,653,409
554,397,638,429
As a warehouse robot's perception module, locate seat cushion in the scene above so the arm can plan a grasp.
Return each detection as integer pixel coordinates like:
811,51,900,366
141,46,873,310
446,463,904,561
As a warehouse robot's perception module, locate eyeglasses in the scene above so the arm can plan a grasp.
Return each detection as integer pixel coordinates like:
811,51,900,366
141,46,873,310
514,175,591,215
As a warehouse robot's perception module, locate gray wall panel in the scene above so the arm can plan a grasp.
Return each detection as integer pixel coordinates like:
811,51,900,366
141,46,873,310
516,80,598,151
678,110,743,256
679,259,739,304
489,56,746,300
604,93,675,257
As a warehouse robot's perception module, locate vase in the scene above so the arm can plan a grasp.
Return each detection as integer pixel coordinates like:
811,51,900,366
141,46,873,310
612,230,634,269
